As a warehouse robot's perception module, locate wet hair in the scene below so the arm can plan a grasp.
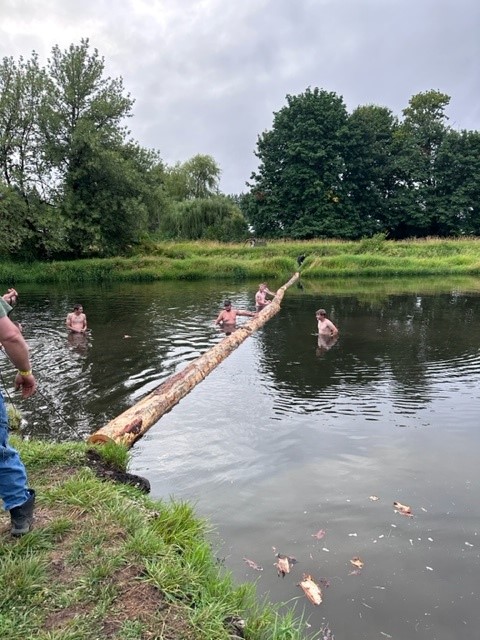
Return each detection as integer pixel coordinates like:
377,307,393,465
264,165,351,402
316,309,327,316
73,304,83,311
224,299,232,307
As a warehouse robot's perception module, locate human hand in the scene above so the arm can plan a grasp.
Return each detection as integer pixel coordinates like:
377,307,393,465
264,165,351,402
15,373,37,398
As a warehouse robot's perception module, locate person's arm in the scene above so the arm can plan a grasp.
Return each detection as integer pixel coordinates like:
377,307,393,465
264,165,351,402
327,319,339,336
0,316,37,398
215,311,225,325
82,314,87,332
2,288,18,305
236,310,256,318
66,313,72,330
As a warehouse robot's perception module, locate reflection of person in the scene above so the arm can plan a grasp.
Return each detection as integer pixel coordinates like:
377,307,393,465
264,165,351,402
316,333,339,356
67,330,89,355
316,308,338,337
255,283,275,311
215,299,256,335
0,297,37,536
66,304,87,333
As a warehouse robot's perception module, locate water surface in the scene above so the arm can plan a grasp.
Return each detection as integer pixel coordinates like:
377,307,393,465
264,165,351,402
5,279,480,639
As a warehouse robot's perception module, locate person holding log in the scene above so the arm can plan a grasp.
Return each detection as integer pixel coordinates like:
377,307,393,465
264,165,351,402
2,288,19,307
0,296,37,536
215,299,256,335
255,283,275,311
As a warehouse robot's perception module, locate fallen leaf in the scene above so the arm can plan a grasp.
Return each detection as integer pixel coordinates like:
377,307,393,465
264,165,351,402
274,553,297,578
350,556,364,569
123,335,131,338
393,501,413,517
369,495,379,501
311,528,326,540
298,573,323,605
243,557,263,571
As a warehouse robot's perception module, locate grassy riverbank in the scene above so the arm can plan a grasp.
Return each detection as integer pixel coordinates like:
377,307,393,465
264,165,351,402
0,438,310,640
2,237,480,284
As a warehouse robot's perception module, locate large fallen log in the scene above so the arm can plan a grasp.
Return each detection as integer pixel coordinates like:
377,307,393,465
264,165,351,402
88,272,300,447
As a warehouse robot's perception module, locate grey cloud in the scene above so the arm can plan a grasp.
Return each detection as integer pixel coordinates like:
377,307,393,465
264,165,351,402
1,0,479,193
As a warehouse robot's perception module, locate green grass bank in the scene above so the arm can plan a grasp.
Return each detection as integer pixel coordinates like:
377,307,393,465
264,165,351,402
3,237,480,284
0,438,313,640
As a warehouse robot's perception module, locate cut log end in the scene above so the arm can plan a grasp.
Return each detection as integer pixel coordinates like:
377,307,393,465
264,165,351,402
87,433,115,445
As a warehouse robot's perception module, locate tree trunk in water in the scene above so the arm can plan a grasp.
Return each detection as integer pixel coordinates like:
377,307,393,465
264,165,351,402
88,272,300,447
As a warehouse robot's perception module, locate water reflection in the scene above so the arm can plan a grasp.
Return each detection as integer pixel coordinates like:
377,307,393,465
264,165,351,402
316,333,338,356
67,331,90,356
5,280,480,639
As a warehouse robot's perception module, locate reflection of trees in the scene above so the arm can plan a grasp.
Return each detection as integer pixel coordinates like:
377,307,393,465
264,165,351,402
257,294,480,408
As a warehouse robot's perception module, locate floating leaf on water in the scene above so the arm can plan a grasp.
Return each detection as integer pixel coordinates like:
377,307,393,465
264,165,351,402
297,573,323,605
393,501,413,517
350,556,364,569
123,335,131,338
369,495,380,501
274,553,297,578
243,557,263,571
312,528,326,540
465,541,474,547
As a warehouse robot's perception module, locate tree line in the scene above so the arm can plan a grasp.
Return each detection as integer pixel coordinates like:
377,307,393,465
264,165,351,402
2,41,479,260
0,40,247,260
241,87,480,240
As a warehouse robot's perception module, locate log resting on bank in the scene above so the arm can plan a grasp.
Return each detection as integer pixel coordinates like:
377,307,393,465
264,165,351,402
88,272,300,447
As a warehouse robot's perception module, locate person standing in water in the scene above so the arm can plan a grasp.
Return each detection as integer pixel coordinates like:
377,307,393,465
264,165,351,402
255,283,275,311
316,309,338,337
215,299,256,335
316,308,339,354
66,304,87,333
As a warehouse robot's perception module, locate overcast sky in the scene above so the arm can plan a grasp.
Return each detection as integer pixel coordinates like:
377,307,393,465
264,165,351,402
1,0,479,194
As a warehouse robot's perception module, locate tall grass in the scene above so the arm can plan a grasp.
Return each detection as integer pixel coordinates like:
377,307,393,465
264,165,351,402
2,237,480,284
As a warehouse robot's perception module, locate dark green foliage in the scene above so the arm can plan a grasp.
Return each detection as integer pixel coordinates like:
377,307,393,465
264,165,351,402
246,87,480,241
248,87,349,239
0,40,168,259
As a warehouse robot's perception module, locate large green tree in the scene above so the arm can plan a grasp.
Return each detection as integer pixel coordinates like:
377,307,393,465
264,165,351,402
387,90,451,238
342,105,398,237
434,129,480,235
247,87,348,238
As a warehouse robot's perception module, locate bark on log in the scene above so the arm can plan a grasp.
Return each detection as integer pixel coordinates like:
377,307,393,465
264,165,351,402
88,272,300,447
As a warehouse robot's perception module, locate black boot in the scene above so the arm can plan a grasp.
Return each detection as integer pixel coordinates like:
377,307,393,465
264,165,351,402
10,489,35,536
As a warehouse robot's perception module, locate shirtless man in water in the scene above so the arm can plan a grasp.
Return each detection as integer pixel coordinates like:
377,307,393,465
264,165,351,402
215,299,256,334
316,308,338,337
255,283,275,311
66,304,87,333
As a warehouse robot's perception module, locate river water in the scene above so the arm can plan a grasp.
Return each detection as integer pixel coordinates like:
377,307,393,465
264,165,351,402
4,278,480,639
